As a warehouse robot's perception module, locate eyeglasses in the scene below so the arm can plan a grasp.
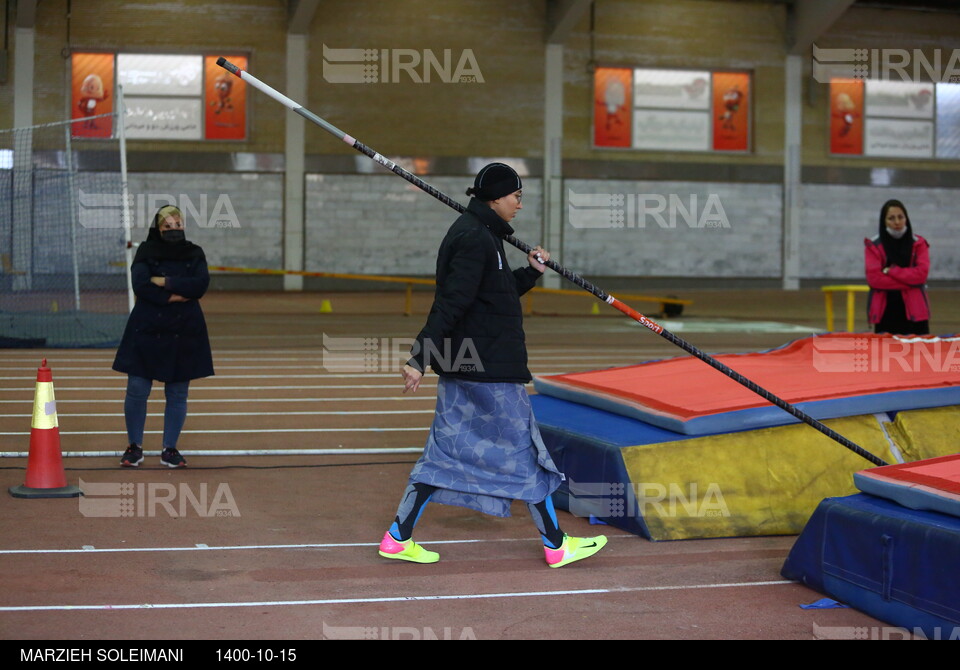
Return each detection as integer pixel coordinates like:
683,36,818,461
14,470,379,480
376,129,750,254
513,192,523,203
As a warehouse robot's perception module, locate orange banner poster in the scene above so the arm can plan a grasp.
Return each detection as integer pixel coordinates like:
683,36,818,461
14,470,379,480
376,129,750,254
829,78,864,155
204,55,247,140
70,53,115,138
712,72,750,151
593,67,632,148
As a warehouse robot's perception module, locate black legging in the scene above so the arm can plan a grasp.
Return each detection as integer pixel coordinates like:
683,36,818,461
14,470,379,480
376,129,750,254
389,482,566,549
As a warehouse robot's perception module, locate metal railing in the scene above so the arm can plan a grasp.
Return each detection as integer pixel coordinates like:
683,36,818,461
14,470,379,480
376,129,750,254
208,265,693,316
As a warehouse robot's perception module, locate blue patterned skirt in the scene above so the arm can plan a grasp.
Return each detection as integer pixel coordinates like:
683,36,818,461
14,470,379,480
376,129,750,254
408,377,564,518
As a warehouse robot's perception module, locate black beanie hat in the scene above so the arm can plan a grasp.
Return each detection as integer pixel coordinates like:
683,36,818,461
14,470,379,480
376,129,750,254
467,162,522,201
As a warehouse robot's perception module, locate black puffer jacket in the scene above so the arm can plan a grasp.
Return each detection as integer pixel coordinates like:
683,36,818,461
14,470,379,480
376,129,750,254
112,216,214,383
408,197,542,383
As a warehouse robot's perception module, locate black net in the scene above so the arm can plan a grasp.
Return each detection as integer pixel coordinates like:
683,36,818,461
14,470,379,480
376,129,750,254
0,115,130,348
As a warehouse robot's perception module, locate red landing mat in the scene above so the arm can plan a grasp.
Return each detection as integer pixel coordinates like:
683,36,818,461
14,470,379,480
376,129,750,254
854,453,960,519
533,333,960,435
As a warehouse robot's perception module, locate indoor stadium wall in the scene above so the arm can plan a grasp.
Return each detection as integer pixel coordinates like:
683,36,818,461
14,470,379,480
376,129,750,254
5,0,960,286
122,172,960,281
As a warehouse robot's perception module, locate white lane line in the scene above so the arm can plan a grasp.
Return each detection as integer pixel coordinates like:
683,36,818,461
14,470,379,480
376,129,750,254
0,384,438,392
0,375,420,381
0,373,439,380
2,447,424,458
0,375,575,393
0,410,436,418
0,367,635,380
0,427,427,436
0,348,662,360
0,396,436,404
0,355,657,370
0,581,793,612
0,537,541,555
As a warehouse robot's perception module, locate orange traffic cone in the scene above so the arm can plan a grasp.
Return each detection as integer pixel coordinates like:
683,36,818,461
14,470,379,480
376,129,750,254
9,359,81,499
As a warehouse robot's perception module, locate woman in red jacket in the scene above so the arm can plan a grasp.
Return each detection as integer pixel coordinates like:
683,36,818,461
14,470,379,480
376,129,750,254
864,199,930,335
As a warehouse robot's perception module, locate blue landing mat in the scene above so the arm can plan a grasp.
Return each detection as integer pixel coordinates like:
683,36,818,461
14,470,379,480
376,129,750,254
530,394,696,448
781,493,960,639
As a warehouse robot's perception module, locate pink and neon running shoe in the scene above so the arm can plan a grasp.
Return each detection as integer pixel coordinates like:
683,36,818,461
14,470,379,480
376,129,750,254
544,534,608,568
378,532,440,564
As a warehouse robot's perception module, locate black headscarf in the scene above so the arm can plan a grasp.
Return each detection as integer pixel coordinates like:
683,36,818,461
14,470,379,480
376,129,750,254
878,199,915,269
133,206,205,264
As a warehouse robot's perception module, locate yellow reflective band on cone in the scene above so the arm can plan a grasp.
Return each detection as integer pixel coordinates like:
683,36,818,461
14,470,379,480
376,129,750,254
32,381,58,430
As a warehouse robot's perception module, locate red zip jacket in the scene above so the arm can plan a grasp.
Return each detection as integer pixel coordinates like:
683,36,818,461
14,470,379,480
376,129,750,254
863,234,930,324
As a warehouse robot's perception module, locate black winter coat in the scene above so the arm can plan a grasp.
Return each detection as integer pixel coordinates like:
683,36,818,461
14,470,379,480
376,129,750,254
409,197,542,383
112,233,214,383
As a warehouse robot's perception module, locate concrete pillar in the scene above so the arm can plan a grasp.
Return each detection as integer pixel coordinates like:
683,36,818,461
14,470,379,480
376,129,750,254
782,54,803,290
283,33,307,291
542,42,564,290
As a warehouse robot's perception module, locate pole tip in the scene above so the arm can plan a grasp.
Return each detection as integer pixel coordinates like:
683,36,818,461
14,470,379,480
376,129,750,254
216,57,241,76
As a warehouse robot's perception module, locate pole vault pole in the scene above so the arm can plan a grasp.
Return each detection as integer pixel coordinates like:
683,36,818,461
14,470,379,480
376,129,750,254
216,57,888,468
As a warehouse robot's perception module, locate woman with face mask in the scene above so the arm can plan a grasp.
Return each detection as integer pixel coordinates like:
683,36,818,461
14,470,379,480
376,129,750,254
864,199,931,335
112,206,215,468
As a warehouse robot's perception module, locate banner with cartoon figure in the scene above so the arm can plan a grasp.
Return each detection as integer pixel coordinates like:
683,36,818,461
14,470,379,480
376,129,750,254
71,53,115,138
593,67,752,153
829,79,864,155
593,67,632,148
712,72,750,152
204,55,247,141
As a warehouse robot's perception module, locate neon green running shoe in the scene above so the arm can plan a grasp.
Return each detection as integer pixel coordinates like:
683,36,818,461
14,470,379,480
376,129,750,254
378,532,439,564
544,534,608,568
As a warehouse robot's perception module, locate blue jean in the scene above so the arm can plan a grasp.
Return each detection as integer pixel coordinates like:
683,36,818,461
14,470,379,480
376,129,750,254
124,375,190,449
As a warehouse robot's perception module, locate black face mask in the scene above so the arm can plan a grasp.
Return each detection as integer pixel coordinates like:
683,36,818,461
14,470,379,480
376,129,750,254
161,229,185,244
